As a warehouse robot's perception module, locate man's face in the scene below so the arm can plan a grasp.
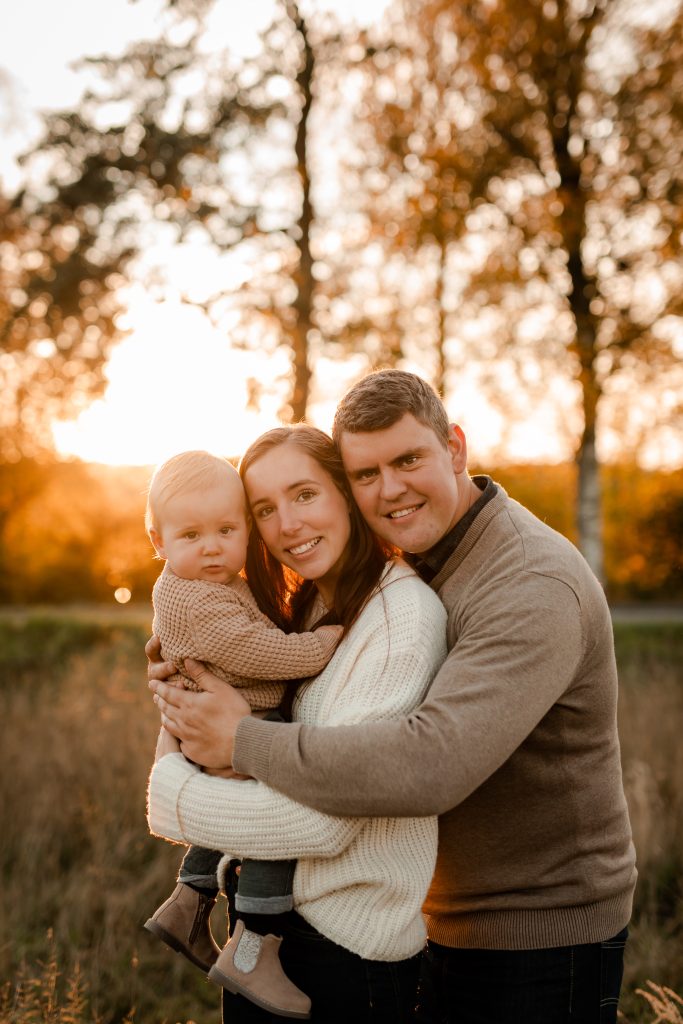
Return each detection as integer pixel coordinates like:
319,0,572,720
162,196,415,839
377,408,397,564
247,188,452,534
339,413,470,554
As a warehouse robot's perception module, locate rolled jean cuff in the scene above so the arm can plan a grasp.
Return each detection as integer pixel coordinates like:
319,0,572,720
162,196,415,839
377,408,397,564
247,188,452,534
235,892,295,914
178,870,219,890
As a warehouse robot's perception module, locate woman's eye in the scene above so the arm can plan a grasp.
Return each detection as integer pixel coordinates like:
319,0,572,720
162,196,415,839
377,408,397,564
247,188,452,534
297,489,316,502
257,506,273,519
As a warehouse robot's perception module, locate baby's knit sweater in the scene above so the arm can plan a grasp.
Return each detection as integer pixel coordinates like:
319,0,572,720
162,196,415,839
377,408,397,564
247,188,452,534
147,561,448,961
152,565,339,709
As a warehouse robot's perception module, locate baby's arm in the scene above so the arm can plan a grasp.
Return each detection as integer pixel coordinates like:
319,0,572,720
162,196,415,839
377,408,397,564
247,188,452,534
310,623,343,644
189,588,343,682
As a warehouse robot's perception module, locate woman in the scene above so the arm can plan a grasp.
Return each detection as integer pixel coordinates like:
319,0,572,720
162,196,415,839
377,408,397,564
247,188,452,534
147,425,447,1023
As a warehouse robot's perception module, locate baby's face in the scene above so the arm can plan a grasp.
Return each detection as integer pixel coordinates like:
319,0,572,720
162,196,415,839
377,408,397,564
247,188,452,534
153,478,249,584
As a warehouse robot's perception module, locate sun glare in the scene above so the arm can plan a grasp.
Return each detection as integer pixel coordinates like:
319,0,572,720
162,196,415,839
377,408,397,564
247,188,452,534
51,292,578,469
52,299,292,465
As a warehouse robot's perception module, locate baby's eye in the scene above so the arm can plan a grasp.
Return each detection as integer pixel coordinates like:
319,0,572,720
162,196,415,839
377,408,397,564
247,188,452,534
220,526,233,535
184,531,199,540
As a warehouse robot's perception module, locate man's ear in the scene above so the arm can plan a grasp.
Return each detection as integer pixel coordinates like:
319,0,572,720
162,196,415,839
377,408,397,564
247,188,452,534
447,424,468,474
149,527,167,560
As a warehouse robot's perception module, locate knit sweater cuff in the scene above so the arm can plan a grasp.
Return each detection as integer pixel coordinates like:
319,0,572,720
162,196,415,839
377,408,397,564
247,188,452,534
233,715,283,781
314,626,340,662
147,753,199,843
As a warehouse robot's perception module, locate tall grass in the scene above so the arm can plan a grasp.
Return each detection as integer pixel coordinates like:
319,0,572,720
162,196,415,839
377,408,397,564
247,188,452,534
0,619,226,1023
615,625,683,1022
0,614,681,1022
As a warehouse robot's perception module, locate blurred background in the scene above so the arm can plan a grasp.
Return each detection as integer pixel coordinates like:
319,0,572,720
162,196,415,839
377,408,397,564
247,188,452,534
0,1,681,1022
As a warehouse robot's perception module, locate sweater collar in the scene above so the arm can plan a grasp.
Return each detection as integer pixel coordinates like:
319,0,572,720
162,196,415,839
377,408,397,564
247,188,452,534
405,476,498,584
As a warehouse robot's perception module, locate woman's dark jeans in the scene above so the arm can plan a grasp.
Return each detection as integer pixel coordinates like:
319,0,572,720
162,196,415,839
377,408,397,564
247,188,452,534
221,866,421,1023
414,928,628,1024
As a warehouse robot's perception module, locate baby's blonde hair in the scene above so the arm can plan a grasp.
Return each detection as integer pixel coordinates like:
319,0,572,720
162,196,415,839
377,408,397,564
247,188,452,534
145,450,243,535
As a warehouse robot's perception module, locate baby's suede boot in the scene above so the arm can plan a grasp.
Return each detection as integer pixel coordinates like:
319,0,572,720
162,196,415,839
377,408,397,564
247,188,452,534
208,919,311,1019
144,882,220,971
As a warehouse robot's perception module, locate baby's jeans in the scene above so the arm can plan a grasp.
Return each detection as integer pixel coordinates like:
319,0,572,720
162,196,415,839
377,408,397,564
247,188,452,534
179,845,295,914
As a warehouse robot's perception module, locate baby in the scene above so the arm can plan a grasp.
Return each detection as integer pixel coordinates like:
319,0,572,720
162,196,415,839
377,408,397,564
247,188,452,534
144,450,341,1019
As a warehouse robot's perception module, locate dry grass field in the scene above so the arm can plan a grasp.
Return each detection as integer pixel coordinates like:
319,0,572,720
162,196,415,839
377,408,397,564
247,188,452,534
0,611,681,1023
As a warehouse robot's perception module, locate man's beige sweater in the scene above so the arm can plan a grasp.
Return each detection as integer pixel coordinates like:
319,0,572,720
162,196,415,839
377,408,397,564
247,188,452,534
152,565,339,709
148,562,448,960
233,486,637,950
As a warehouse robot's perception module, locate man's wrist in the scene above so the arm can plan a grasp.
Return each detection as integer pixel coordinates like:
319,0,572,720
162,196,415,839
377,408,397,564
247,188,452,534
232,715,277,780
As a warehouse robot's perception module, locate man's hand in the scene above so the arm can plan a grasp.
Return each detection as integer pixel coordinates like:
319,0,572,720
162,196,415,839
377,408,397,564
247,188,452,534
149,659,251,769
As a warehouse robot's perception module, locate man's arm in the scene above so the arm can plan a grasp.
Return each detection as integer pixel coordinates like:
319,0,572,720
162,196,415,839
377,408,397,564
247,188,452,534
233,575,585,818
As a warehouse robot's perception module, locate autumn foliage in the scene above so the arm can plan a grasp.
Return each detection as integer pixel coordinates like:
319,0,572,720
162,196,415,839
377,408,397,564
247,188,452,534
0,456,680,607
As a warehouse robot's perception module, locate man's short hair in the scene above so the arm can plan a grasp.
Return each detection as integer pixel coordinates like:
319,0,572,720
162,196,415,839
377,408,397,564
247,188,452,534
332,369,450,447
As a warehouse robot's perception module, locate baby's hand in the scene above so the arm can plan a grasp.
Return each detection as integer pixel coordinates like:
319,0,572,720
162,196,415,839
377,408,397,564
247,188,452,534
315,624,344,643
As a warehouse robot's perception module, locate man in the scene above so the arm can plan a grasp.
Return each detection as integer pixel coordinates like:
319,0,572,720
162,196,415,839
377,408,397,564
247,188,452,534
150,369,636,1023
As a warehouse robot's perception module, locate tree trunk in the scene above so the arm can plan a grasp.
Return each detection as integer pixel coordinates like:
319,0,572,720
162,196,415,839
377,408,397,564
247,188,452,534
287,1,314,422
434,237,448,397
552,55,605,584
563,190,605,582
575,372,604,584
561,184,605,582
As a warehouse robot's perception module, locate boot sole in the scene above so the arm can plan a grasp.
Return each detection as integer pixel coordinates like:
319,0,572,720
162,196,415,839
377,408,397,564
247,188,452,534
143,917,214,973
207,964,311,1019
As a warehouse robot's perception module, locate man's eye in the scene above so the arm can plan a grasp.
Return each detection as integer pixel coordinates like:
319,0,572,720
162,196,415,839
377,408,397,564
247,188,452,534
401,456,418,467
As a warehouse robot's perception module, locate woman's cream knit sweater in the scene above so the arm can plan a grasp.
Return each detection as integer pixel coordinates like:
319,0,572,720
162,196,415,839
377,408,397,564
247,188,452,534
147,561,447,961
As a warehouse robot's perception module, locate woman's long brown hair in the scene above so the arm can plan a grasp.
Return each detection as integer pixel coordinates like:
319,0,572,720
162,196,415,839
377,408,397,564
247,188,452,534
239,425,393,642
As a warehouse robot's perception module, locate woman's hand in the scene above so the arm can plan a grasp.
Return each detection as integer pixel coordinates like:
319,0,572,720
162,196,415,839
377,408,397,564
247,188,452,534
154,725,181,762
149,659,251,769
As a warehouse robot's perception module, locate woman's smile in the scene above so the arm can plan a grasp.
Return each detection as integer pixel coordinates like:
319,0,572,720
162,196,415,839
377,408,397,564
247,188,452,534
288,537,322,556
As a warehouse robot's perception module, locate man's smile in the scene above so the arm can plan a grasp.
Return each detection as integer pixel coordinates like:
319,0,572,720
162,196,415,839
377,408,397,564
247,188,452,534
386,504,423,520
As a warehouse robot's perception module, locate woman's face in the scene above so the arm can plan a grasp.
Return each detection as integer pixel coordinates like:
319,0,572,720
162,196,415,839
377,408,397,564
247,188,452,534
243,444,352,606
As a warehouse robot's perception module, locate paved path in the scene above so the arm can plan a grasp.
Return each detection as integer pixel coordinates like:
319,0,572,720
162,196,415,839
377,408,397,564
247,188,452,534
610,604,683,623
